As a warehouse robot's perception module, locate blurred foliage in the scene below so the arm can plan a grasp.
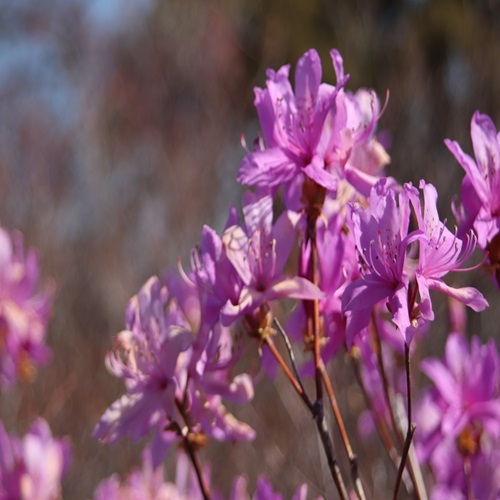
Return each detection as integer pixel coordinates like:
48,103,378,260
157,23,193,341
0,0,499,497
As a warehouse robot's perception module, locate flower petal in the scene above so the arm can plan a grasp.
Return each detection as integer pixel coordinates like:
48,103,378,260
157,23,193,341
238,148,298,187
426,277,488,311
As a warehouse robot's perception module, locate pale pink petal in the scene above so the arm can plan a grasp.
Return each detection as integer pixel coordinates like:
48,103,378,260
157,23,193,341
238,148,298,187
222,225,252,286
426,277,488,311
302,154,337,191
295,49,322,113
471,111,500,178
266,276,324,301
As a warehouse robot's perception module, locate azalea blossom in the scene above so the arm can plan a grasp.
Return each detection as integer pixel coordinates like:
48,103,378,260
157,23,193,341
93,276,193,447
0,226,53,388
94,276,254,466
416,333,500,498
94,449,207,500
342,178,421,345
343,178,487,346
406,180,488,323
189,209,243,330
445,111,500,248
221,191,322,325
238,49,389,209
0,418,70,500
417,333,500,460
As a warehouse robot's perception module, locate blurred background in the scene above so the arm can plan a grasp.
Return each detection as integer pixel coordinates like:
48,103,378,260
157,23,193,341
0,0,499,497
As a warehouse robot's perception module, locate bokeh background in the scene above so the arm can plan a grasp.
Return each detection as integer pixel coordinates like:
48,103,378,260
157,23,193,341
0,0,499,498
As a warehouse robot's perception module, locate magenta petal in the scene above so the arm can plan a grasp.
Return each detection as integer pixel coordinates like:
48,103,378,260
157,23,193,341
342,276,394,312
344,163,384,197
238,148,298,187
471,111,500,177
426,278,488,311
302,155,337,190
295,49,322,111
271,210,299,275
265,276,324,301
93,391,163,444
202,373,254,405
150,428,177,470
388,283,413,343
220,289,263,326
420,359,459,407
242,191,273,237
345,308,371,349
159,327,193,380
330,49,344,83
445,138,489,201
222,225,252,286
254,87,276,147
199,225,222,283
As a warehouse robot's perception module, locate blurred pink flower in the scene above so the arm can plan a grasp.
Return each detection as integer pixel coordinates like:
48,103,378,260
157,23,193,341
417,334,500,462
94,275,255,467
417,334,500,498
0,226,53,389
93,276,193,446
0,418,70,500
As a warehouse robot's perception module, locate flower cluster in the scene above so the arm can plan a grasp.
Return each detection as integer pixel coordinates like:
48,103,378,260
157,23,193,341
91,47,499,499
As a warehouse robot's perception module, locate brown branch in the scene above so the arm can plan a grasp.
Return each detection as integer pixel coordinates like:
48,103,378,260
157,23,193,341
263,331,349,499
175,400,211,500
263,336,313,411
393,343,415,500
320,361,366,500
393,423,416,500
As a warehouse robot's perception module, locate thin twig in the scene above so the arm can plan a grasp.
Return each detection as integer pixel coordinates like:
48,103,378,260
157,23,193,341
273,317,309,401
263,336,313,411
313,398,350,500
320,361,366,500
175,400,211,500
275,316,363,497
370,317,427,499
393,423,416,500
264,323,348,499
370,317,401,447
393,343,415,500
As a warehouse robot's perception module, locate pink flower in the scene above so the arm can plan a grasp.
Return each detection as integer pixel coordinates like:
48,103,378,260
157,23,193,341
342,178,421,345
94,276,255,466
221,191,323,325
0,226,53,389
416,333,500,498
445,111,500,248
0,418,70,500
418,334,500,457
94,449,218,500
238,49,389,208
343,179,487,346
93,277,194,445
406,180,488,321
